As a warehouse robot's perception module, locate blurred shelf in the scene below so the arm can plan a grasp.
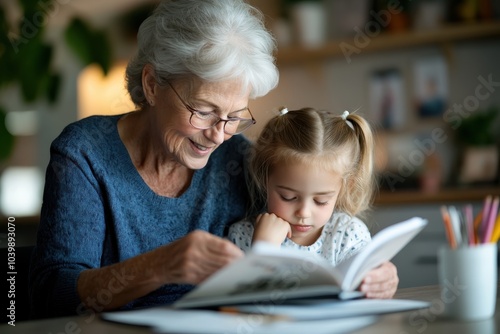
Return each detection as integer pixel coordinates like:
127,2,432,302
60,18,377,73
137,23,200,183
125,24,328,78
277,21,500,65
374,186,500,206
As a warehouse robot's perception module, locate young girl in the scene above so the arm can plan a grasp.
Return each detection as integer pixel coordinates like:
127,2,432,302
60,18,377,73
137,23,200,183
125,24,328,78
228,107,398,298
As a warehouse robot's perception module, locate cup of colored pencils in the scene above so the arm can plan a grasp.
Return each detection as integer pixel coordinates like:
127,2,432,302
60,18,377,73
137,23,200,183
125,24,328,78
437,195,498,320
440,195,500,247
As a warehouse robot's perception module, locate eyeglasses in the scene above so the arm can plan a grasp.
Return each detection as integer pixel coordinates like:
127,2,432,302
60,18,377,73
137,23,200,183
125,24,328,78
167,81,256,135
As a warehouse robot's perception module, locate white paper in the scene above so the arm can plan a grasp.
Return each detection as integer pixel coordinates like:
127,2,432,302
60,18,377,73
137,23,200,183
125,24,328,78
234,298,431,320
102,308,378,334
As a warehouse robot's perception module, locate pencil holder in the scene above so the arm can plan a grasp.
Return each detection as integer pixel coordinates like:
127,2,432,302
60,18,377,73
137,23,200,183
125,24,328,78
437,243,497,321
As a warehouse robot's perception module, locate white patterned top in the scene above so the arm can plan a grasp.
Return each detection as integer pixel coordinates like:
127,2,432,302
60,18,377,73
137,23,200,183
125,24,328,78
228,211,371,266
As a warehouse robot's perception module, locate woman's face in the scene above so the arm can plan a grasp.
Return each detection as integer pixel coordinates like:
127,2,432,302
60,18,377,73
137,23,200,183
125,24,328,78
151,78,250,170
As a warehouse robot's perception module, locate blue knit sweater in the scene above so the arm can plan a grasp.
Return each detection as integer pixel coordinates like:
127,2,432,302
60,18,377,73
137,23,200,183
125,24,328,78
30,114,251,318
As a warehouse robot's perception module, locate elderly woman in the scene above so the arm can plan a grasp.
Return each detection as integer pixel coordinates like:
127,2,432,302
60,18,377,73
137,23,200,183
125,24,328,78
30,0,277,318
30,0,397,319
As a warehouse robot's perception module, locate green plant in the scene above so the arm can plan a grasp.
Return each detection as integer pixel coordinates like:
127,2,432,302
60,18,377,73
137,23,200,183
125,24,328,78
456,106,499,146
64,18,112,76
0,0,112,162
0,4,60,104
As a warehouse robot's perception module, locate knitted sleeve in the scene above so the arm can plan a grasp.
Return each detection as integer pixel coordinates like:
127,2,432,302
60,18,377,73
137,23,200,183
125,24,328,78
30,136,106,318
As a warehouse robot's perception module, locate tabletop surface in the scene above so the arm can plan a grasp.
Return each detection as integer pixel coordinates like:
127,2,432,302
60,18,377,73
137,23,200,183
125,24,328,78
2,284,498,334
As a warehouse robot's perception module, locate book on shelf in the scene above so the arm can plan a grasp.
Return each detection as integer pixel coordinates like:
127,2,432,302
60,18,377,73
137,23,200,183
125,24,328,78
173,216,428,309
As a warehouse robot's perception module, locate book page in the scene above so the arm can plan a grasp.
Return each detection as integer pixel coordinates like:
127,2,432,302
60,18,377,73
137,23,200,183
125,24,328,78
335,217,428,291
174,243,343,308
174,217,426,308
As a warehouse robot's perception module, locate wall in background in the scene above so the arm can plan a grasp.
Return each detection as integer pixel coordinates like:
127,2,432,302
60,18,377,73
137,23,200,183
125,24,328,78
247,41,500,188
1,1,499,288
2,0,499,190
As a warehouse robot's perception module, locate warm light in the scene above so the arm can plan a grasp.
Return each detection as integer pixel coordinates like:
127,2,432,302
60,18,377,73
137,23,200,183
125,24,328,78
77,62,136,119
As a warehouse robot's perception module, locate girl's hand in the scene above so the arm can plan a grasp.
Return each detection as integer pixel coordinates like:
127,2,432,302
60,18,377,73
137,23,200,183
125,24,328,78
252,213,292,246
359,261,399,299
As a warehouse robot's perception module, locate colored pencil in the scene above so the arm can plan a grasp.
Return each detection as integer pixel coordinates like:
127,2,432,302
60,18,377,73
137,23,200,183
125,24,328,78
448,206,462,246
464,204,474,246
473,211,483,244
484,196,499,244
480,196,492,242
491,214,500,244
441,206,457,249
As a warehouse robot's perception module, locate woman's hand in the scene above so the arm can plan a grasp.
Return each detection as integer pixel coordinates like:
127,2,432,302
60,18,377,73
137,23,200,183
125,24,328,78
359,261,399,299
78,230,242,312
161,230,244,285
252,213,292,246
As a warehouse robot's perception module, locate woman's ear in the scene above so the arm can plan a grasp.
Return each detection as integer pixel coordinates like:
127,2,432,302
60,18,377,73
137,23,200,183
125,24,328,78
142,64,157,106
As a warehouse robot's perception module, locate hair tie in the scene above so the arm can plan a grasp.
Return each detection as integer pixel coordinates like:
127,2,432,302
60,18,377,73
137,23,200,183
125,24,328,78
279,107,288,116
342,110,354,130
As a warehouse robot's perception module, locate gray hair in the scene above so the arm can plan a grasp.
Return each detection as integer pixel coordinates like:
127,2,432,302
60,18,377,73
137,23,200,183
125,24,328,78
125,0,279,107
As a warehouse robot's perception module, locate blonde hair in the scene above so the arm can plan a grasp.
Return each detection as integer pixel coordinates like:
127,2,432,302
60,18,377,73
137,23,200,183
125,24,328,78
249,108,375,218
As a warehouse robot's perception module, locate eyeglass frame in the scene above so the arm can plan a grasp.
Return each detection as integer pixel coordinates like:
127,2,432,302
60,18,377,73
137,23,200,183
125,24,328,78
166,81,256,135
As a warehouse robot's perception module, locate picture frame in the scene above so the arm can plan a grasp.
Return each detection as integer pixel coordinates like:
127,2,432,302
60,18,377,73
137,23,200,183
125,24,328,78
413,56,448,118
369,68,406,130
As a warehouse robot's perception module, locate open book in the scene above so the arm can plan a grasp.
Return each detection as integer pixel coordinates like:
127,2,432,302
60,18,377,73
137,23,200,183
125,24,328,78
173,217,428,309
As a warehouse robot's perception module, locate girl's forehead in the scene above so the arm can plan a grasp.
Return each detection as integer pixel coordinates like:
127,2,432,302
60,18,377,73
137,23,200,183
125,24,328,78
270,158,343,179
268,160,343,193
274,153,348,175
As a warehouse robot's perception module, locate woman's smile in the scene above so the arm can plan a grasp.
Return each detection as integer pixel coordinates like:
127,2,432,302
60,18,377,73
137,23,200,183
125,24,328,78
189,139,214,155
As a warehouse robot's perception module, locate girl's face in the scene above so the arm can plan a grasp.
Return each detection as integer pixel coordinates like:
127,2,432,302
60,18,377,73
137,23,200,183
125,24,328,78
152,78,250,170
266,160,343,246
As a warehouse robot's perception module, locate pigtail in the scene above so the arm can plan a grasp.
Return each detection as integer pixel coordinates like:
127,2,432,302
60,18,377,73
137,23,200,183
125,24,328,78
337,112,376,218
